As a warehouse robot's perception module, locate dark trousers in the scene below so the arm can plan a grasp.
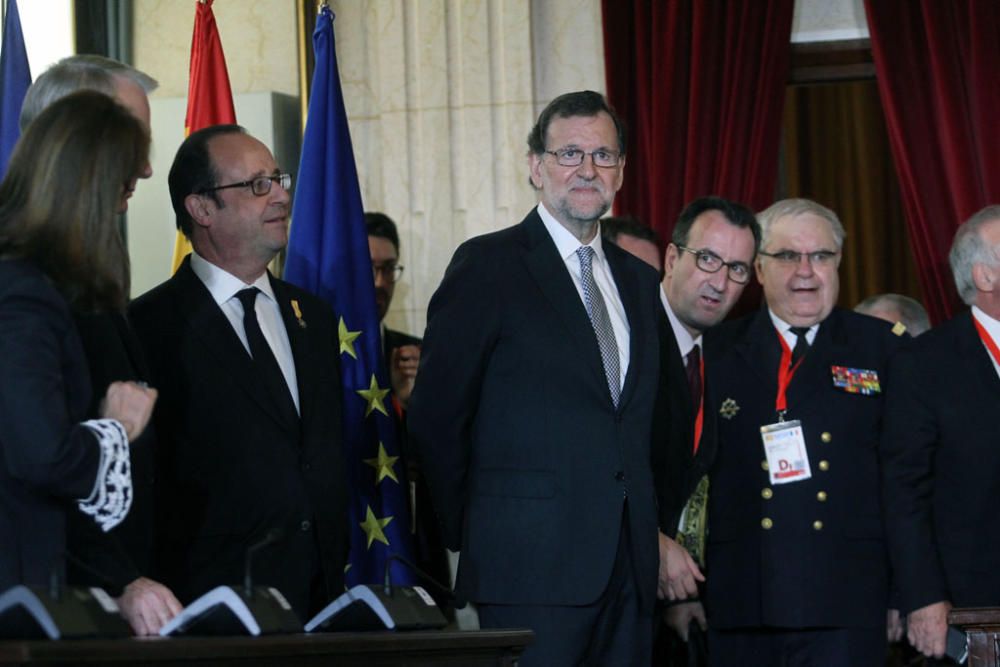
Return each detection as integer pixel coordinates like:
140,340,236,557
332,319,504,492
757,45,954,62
478,505,652,667
708,626,886,667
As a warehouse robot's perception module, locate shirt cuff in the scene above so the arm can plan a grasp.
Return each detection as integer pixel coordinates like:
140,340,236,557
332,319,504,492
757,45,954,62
77,419,132,532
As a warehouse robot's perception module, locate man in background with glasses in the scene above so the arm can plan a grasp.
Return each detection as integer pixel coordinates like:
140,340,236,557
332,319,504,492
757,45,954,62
703,198,907,666
128,125,349,622
650,197,760,664
410,90,662,665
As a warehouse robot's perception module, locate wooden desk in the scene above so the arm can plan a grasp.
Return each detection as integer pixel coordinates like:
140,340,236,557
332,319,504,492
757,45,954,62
0,629,533,666
950,607,1000,667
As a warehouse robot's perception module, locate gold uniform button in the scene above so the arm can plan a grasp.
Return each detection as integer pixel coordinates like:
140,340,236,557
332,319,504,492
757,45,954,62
761,518,773,530
821,432,832,443
813,520,824,531
818,460,830,471
817,491,828,502
761,460,769,471
761,488,773,500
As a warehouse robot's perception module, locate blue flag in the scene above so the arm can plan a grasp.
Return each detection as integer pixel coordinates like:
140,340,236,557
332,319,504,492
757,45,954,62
0,0,30,176
284,6,416,588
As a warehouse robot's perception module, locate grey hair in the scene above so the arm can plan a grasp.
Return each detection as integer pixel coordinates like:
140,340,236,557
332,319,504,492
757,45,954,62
757,198,846,251
949,205,1000,306
855,293,931,336
20,55,158,130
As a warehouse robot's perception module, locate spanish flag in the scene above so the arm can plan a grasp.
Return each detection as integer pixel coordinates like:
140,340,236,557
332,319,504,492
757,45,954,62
171,0,236,273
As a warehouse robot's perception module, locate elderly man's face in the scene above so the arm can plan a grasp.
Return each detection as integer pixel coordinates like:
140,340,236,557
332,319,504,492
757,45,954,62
202,133,291,268
756,212,841,327
664,211,756,336
529,112,624,235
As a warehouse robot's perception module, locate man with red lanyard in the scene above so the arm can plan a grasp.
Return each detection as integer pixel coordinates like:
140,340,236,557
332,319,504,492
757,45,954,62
882,205,1000,662
703,198,907,666
649,197,759,661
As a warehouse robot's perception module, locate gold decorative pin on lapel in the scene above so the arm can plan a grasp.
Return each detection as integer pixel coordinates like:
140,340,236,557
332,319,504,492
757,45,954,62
891,321,907,336
290,299,307,328
719,398,740,420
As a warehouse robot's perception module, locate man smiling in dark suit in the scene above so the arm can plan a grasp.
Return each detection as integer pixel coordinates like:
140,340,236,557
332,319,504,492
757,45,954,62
409,91,662,665
129,125,348,622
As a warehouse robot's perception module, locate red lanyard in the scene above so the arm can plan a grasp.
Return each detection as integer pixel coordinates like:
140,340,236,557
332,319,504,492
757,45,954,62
973,316,1000,367
693,354,704,455
775,328,804,416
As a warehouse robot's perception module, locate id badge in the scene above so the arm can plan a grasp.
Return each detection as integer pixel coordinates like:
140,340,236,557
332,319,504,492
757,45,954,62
760,420,812,485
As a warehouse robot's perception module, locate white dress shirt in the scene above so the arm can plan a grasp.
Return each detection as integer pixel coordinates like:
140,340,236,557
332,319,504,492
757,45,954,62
661,286,702,364
768,309,819,352
190,251,300,412
538,202,630,388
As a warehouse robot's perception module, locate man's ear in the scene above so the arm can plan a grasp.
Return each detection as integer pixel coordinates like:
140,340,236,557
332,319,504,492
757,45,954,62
184,193,212,229
972,262,996,293
529,153,544,190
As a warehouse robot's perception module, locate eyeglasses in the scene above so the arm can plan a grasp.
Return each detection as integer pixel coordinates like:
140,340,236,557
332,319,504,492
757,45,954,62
200,172,292,197
544,148,622,168
758,249,839,266
676,245,752,284
372,262,404,283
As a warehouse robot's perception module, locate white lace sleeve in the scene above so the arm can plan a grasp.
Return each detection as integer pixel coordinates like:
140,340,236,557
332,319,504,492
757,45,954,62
76,419,132,532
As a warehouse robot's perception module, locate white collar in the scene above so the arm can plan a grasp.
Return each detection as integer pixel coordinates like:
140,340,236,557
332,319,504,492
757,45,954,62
190,251,275,306
660,285,701,358
537,202,607,264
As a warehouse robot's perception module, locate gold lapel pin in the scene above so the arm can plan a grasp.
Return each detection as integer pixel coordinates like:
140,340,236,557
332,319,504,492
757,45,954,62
290,299,307,328
719,398,740,420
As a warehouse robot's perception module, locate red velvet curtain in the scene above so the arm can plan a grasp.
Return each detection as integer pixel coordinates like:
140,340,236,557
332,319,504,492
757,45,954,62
601,0,794,241
864,0,1000,324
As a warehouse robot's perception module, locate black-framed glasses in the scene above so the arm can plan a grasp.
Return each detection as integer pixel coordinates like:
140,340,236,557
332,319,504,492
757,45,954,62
372,262,404,283
758,249,839,266
544,147,622,168
200,172,292,197
676,245,752,284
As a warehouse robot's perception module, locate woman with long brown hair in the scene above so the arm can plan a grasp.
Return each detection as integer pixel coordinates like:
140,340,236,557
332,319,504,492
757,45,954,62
0,91,157,592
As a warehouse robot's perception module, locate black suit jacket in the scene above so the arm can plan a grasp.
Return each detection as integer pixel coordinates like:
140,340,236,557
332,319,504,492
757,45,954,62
705,307,905,629
128,257,348,620
651,308,717,535
67,310,155,593
882,311,1000,613
408,209,662,611
0,260,102,590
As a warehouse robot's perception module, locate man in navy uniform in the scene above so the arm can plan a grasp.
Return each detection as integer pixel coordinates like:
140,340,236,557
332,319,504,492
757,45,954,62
704,198,906,666
883,205,1000,659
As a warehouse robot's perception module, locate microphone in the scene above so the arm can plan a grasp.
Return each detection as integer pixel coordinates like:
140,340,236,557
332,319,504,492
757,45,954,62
244,529,284,598
382,552,454,601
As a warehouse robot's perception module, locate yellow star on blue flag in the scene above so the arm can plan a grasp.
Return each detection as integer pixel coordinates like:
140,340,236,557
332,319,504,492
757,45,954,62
359,505,393,548
338,317,361,359
356,374,390,417
363,442,400,484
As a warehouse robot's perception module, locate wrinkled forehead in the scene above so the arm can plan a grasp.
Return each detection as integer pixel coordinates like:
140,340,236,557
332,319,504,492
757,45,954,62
768,212,838,250
208,133,278,180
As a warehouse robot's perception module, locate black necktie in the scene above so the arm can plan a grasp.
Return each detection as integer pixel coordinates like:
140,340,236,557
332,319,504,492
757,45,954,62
790,326,811,365
685,344,702,419
236,288,298,423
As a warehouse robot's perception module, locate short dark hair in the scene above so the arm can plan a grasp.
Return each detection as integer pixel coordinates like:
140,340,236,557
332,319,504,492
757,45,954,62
365,211,400,253
601,216,660,246
169,124,246,237
527,90,626,156
672,196,761,257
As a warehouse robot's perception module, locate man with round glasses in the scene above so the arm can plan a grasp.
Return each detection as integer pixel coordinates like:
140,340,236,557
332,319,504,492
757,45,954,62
650,197,759,660
128,125,349,621
703,198,907,666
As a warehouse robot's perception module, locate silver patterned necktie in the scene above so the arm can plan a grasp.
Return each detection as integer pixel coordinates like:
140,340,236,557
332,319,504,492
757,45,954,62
577,246,621,407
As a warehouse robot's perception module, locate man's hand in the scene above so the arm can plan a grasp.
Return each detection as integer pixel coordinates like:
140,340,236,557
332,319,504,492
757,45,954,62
116,577,183,636
101,381,157,441
887,608,903,642
907,600,952,658
390,344,420,410
663,601,707,641
657,531,705,600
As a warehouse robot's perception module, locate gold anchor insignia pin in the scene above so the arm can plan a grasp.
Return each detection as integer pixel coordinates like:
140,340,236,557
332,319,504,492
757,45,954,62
290,300,307,328
719,398,740,420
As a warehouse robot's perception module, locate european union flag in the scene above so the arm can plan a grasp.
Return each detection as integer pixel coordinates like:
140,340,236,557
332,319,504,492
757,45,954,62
284,6,415,588
0,0,31,176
